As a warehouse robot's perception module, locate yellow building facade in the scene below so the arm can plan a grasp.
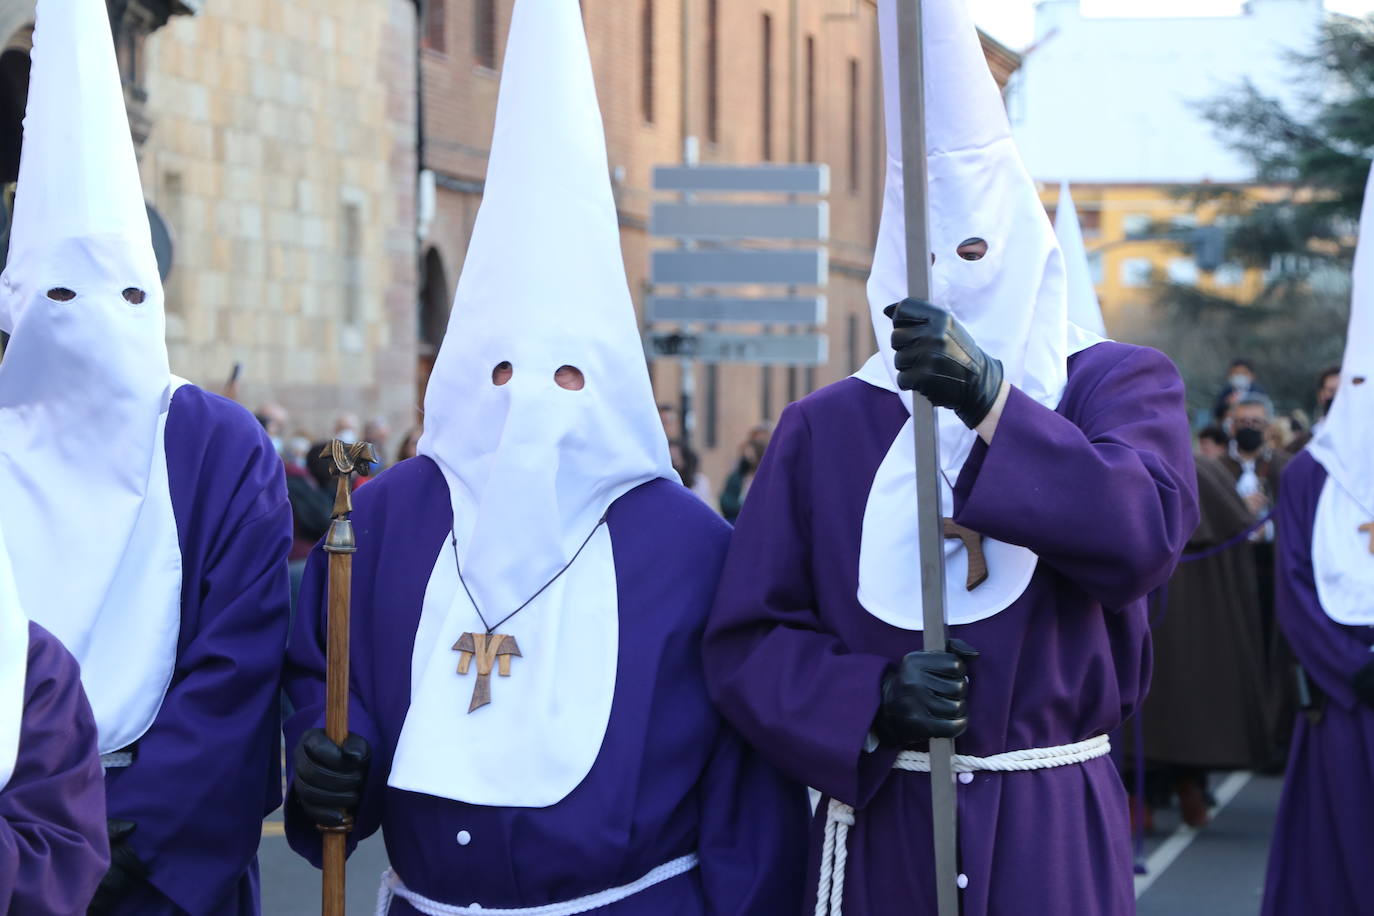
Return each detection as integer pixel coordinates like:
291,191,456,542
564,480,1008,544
1042,183,1271,337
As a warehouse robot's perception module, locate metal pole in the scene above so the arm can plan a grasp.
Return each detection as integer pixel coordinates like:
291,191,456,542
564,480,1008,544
894,2,960,914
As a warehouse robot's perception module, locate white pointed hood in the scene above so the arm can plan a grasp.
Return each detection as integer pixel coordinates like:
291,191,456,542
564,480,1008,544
1055,182,1108,338
1308,164,1374,626
397,0,674,807
0,0,182,755
854,0,1086,631
0,516,26,793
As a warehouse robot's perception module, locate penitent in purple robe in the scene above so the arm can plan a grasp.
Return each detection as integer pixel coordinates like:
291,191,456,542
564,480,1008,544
704,342,1198,916
284,457,809,915
1262,451,1374,915
0,622,109,914
102,385,292,916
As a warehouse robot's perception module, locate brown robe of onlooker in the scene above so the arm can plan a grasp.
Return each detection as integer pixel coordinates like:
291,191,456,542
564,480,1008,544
1142,456,1272,772
1219,447,1296,768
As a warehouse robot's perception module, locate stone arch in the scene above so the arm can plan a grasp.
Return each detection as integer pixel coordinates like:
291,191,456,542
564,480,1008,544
418,246,450,353
415,246,451,415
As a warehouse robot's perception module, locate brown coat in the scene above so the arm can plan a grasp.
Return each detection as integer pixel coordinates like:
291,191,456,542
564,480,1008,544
1140,455,1273,769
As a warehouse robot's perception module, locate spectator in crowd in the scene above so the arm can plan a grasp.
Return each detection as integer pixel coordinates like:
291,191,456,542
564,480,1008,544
669,439,714,507
657,402,680,441
333,412,360,444
1198,425,1229,460
1219,391,1295,767
1213,358,1266,422
1287,366,1341,452
283,455,332,611
363,415,392,469
719,425,771,524
396,427,422,463
1135,454,1270,828
254,402,290,453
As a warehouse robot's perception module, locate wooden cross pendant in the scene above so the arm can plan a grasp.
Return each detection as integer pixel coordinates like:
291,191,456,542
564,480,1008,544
1360,522,1374,556
453,632,522,713
944,518,989,591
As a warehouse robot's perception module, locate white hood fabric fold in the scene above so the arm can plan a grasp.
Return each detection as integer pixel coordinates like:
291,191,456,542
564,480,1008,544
0,0,181,755
0,517,26,793
854,0,1089,630
1308,165,1374,626
397,0,674,807
1055,182,1109,339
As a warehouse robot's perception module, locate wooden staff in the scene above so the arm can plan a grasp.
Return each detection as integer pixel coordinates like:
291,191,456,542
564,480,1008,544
319,439,377,916
894,2,960,914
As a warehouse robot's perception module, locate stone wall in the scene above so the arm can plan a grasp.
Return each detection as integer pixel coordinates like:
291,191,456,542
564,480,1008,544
138,0,419,441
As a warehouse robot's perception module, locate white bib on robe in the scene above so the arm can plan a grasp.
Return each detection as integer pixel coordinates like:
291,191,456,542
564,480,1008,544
389,521,617,807
0,518,27,792
1311,478,1374,627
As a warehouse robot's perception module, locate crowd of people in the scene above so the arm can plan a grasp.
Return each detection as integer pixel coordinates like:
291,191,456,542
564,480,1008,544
1131,361,1342,827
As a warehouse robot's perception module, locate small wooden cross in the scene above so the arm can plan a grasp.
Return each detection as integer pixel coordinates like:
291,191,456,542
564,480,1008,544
944,518,989,591
1360,522,1374,556
453,632,522,713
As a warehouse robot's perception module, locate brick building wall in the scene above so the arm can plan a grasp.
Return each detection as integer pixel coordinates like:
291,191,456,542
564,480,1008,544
136,0,420,441
419,0,1017,497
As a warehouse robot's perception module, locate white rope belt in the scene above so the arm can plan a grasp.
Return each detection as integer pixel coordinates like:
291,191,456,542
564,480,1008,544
814,735,1110,916
100,752,134,771
375,852,699,916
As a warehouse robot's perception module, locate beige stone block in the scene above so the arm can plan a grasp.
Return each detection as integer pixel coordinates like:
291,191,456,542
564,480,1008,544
266,209,301,245
237,203,264,240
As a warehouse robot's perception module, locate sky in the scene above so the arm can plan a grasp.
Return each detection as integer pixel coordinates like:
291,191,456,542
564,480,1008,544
970,0,1374,49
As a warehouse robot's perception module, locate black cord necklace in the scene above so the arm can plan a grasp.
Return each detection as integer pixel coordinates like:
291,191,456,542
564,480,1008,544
450,515,608,635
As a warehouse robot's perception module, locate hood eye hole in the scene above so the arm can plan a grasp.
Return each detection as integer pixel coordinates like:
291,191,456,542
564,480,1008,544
123,288,146,305
555,365,585,391
492,361,513,386
47,287,76,302
1354,377,1367,386
957,238,988,261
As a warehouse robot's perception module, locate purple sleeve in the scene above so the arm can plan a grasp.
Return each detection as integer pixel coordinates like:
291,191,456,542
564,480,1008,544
282,546,387,866
695,724,809,916
704,404,899,808
1274,456,1371,711
954,346,1198,609
0,624,109,915
107,402,292,915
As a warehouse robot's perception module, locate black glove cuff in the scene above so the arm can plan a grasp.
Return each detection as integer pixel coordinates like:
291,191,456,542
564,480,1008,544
956,355,1004,430
1354,658,1374,708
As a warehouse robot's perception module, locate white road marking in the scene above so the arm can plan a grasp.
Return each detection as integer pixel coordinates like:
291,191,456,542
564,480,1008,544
1134,770,1254,899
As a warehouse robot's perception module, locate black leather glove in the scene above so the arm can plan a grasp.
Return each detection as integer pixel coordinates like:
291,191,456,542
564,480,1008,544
1354,658,1374,708
293,728,371,829
873,639,980,747
87,820,150,914
886,298,1005,429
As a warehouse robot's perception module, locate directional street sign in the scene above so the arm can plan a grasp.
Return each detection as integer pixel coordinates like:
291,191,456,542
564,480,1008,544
653,163,829,195
650,202,828,241
645,331,828,366
651,249,827,286
647,295,826,325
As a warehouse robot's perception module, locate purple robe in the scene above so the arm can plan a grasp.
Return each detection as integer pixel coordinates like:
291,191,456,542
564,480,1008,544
1262,451,1374,915
704,342,1198,916
0,622,108,914
102,385,292,915
284,457,809,914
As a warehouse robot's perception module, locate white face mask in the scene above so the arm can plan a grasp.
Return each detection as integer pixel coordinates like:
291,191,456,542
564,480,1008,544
851,0,1090,631
402,0,675,808
0,0,181,756
1229,373,1252,391
1309,164,1374,626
